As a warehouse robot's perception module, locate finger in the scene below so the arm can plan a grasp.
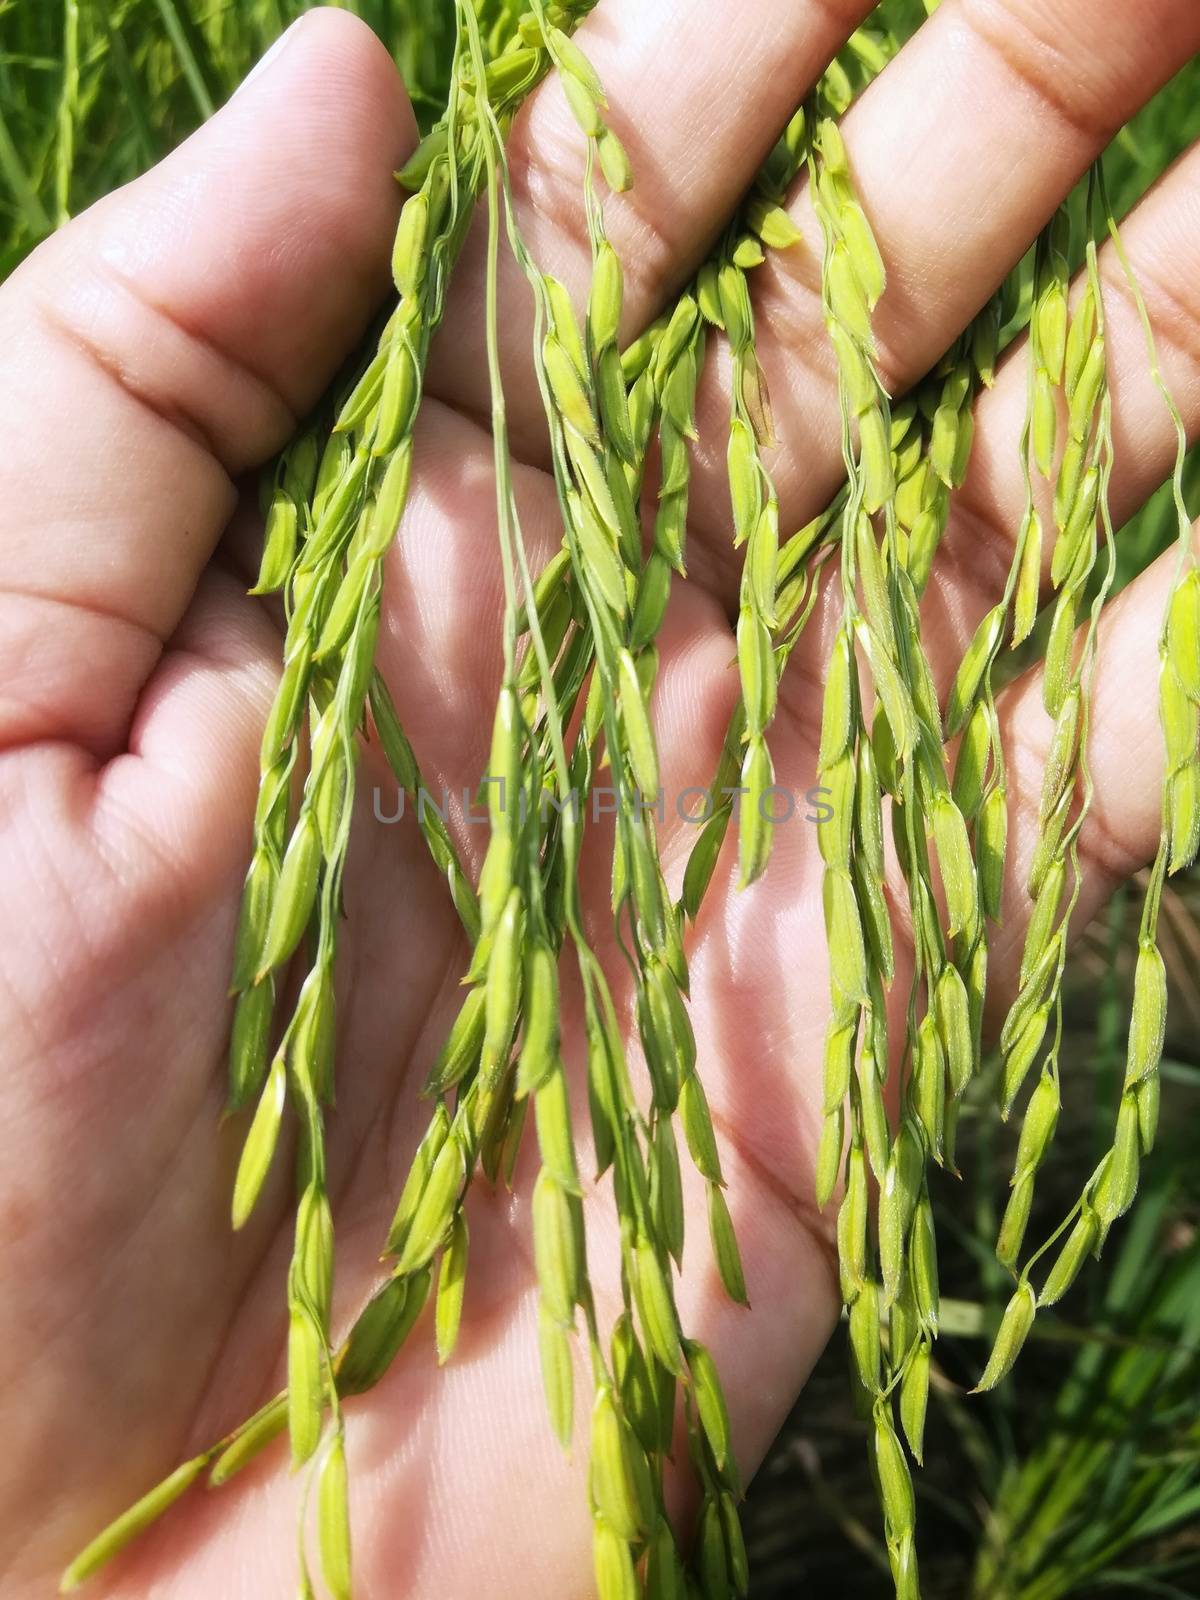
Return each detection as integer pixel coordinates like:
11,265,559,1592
426,0,877,433
988,523,1194,1015
0,10,414,758
921,136,1200,690
683,0,1200,604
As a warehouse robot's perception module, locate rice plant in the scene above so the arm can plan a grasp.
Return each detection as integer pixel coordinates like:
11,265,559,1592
3,2,1199,1598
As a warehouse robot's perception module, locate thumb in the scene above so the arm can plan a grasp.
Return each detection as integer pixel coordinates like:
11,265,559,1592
0,8,415,759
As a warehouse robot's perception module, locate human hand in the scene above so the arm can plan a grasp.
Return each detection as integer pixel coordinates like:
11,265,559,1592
2,4,1199,1597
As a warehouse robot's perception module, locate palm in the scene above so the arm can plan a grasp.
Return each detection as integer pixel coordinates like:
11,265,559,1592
4,5,1198,1598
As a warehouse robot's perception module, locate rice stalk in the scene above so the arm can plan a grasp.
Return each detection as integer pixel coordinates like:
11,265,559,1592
149,0,215,118
984,170,1200,1360
487,21,744,1578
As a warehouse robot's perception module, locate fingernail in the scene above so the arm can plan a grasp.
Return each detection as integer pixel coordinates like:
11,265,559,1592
235,17,305,97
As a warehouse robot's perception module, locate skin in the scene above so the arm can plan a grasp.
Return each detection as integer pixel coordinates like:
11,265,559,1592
1,2,1200,1594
